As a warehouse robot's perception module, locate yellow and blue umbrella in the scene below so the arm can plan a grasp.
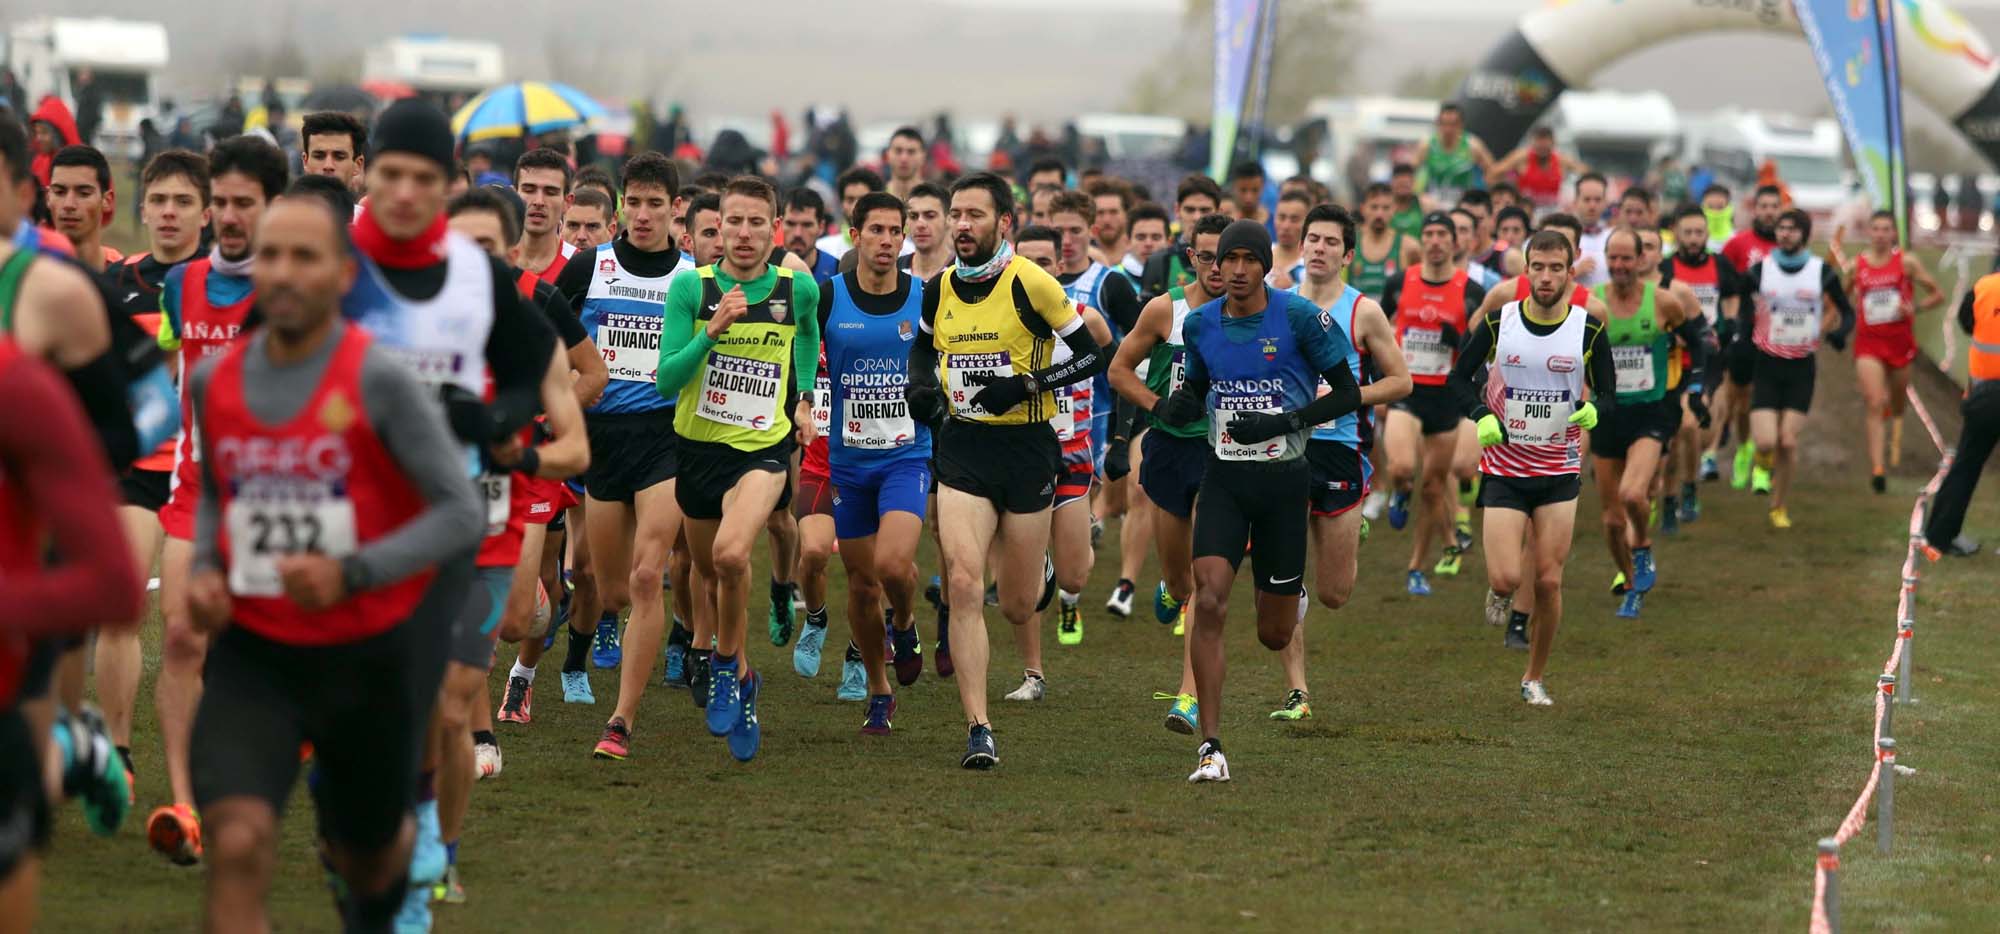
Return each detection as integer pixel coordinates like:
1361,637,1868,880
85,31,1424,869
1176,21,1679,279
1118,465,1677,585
451,81,606,143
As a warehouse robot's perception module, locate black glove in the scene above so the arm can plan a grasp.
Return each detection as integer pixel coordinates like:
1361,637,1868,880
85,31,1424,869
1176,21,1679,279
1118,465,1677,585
1440,321,1462,350
1151,391,1204,427
1687,389,1712,430
1103,435,1131,481
966,372,1031,416
440,385,495,445
1225,410,1298,445
1827,332,1848,353
905,383,948,426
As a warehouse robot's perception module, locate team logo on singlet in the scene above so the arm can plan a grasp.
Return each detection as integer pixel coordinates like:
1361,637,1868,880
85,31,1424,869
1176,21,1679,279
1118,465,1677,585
1547,355,1578,373
1260,337,1279,360
319,392,356,432
770,299,788,323
599,258,615,273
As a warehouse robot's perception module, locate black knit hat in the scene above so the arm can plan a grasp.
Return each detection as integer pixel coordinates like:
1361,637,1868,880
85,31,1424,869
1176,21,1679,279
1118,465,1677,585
370,99,455,173
1216,219,1273,271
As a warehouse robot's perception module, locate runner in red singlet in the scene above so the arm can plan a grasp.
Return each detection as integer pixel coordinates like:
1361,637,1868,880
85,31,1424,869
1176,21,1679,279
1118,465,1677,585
1846,209,1944,492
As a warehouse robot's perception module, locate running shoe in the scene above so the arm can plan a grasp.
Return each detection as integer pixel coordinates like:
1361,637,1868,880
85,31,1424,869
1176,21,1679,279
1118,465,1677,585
591,616,622,669
794,620,828,678
412,800,446,885
1359,516,1371,545
1188,741,1230,783
861,694,896,736
1616,590,1645,619
1751,464,1772,495
55,707,128,836
729,673,762,762
1660,499,1680,536
1153,582,1182,625
1387,490,1410,530
1433,547,1463,578
891,623,923,686
769,591,795,647
707,660,742,737
544,586,571,651
984,581,999,607
474,742,502,780
1521,679,1553,706
1173,602,1187,637
436,864,467,904
145,803,202,865
1057,601,1084,646
1632,546,1657,593
1484,589,1512,628
1003,672,1046,701
1105,579,1136,618
1453,520,1475,554
837,652,868,701
1269,689,1313,721
1361,489,1388,521
1609,572,1628,596
1680,488,1701,523
1769,506,1792,529
689,653,712,709
1871,473,1887,494
561,670,593,705
1649,498,1662,530
928,576,954,678
1091,515,1103,549
592,717,630,761
395,881,432,933
1732,443,1756,490
497,676,532,724
961,724,998,770
664,621,691,687
1406,569,1431,596
1156,692,1197,734
935,636,954,678
1504,616,1530,650
1700,451,1720,482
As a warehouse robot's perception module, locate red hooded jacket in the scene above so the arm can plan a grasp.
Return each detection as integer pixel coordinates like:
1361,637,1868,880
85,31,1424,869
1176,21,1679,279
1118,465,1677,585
29,95,82,187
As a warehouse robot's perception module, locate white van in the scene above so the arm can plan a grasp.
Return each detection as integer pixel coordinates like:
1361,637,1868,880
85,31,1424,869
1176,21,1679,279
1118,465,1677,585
1682,109,1849,216
362,36,504,105
1306,96,1439,200
1075,113,1187,161
6,17,169,159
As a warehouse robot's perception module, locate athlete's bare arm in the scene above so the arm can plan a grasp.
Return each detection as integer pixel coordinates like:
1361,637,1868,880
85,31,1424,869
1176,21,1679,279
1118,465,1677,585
566,337,609,408
1080,305,1112,348
1351,297,1410,407
1109,293,1173,410
1485,147,1527,184
1663,282,1698,329
11,255,110,368
1907,254,1946,311
530,343,590,477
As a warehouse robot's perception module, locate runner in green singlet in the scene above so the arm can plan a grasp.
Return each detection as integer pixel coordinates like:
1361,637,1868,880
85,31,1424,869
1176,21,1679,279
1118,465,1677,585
1413,104,1494,209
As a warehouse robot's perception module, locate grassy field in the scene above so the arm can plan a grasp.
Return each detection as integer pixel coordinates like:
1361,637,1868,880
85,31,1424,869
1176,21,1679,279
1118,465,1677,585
31,344,2000,932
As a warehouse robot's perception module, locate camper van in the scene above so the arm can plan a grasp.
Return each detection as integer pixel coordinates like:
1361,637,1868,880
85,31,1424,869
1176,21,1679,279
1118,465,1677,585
1682,109,1849,216
361,36,505,109
6,17,169,159
1541,90,1679,190
1306,96,1440,201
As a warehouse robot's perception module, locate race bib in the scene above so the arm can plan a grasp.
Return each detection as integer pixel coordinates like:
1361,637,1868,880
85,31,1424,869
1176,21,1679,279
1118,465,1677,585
225,481,358,598
1770,309,1818,347
479,473,510,537
1168,350,1186,395
599,312,663,384
945,351,1011,417
1403,327,1451,378
1692,285,1720,325
1502,387,1571,447
384,346,469,390
812,374,832,436
1612,345,1655,395
840,382,916,450
1863,289,1903,326
695,353,783,429
1052,389,1076,441
1214,390,1287,462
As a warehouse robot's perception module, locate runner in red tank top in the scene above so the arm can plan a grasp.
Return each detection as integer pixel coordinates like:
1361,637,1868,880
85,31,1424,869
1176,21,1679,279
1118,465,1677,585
1847,210,1945,491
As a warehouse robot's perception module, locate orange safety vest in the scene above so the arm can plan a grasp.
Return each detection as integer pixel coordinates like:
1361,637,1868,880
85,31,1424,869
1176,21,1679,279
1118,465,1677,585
1972,273,2000,383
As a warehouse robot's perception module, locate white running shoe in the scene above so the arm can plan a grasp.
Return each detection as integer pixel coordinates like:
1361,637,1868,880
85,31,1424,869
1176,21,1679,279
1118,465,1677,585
1187,741,1231,783
1520,680,1553,706
1003,672,1046,701
1361,489,1389,521
1485,589,1512,627
474,742,502,780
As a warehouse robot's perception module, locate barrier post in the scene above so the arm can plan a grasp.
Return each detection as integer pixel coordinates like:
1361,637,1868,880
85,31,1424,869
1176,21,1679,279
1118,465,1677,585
1818,838,1842,933
1877,738,1897,855
1878,674,1896,738
1898,618,1916,705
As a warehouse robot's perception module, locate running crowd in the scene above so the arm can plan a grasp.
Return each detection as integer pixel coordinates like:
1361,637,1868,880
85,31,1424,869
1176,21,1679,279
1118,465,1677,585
1,99,1951,932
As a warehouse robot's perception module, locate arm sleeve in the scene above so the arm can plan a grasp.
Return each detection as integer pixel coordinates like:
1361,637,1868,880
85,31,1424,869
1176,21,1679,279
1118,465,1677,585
0,357,142,635
1583,319,1617,415
653,271,717,397
1736,262,1761,339
1450,309,1500,420
792,275,821,393
1292,360,1361,427
909,276,942,391
1461,281,1487,333
1674,307,1712,389
817,277,835,335
1960,291,1976,333
536,283,587,348
191,362,224,575
1100,272,1142,335
343,350,485,591
1822,263,1855,341
157,265,186,352
1019,275,1099,390
553,247,596,316
483,259,558,437
1379,270,1404,322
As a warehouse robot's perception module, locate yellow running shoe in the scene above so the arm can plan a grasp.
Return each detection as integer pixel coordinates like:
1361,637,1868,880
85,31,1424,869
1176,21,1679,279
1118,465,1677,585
1769,506,1792,529
1173,602,1187,636
1434,546,1463,577
1269,689,1313,721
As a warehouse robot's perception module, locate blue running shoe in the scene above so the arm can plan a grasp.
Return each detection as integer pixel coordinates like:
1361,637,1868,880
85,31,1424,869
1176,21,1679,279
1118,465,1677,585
1680,487,1701,524
394,881,432,933
861,694,896,735
1387,491,1411,530
561,670,593,704
410,800,445,885
706,659,741,737
961,724,998,769
1156,692,1197,734
1660,500,1680,536
663,620,691,687
1617,589,1645,619
728,673,762,762
1153,582,1182,626
590,615,621,669
836,651,867,701
1406,570,1431,596
1632,546,1657,593
794,620,827,678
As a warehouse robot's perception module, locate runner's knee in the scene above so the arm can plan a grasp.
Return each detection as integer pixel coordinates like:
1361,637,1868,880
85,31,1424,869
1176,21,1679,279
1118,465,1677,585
161,616,207,672
1315,580,1351,611
205,808,274,872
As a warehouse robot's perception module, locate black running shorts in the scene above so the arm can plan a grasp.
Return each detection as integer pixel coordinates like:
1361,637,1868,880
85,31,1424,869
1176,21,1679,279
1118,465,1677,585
583,410,678,505
935,419,1061,515
1307,440,1370,517
675,437,791,522
1192,458,1310,596
1478,473,1581,513
1587,396,1678,459
120,467,170,512
1139,430,1207,520
1750,352,1816,414
1390,382,1463,436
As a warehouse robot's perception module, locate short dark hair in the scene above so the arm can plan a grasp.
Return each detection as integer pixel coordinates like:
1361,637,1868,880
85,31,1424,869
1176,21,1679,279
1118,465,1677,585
722,175,779,215
300,111,366,153
50,144,111,191
1229,160,1265,181
1489,181,1520,202
142,150,212,205
1776,207,1812,240
1495,205,1533,233
1188,212,1233,243
783,187,828,224
1082,175,1132,211
1175,174,1224,208
1869,208,1897,225
1754,184,1784,202
850,191,905,231
1458,188,1492,211
1390,162,1415,179
448,187,521,245
1449,207,1479,231
1014,223,1062,251
1303,202,1357,254
0,114,29,184
1702,183,1732,201
683,191,720,231
691,170,732,191
514,148,573,192
621,151,680,196
1524,228,1576,266
1438,103,1464,119
1277,189,1314,209
906,181,949,210
950,171,1016,218
890,125,924,146
1671,204,1707,228
836,166,885,196
575,165,616,197
1027,157,1067,181
282,175,357,231
1048,189,1095,223
1362,182,1393,201
1575,172,1608,192
570,186,614,218
1127,201,1169,235
1530,125,1555,140
208,135,290,201
1619,186,1655,208
1537,212,1582,241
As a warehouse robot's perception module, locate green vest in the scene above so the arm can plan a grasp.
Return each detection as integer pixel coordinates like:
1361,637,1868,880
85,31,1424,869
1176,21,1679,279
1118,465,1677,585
1145,287,1209,439
0,249,34,333
1346,231,1404,302
1419,134,1480,197
674,265,800,450
1594,281,1671,405
1390,204,1423,239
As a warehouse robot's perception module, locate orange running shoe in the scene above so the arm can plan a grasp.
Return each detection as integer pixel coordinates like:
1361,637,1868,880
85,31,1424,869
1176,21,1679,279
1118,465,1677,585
146,803,202,865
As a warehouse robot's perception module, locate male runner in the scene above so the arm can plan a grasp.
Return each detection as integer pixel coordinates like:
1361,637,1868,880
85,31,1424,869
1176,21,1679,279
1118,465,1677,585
554,151,695,754
1109,213,1229,732
45,145,120,271
783,188,843,281
1591,228,1706,619
186,192,484,933
1284,204,1410,720
885,126,927,202
1488,127,1585,213
654,176,819,763
1085,177,1133,269
1267,189,1311,288
1452,229,1616,704
1716,187,1783,496
1389,164,1423,237
1138,175,1224,300
901,182,953,281
1124,203,1171,280
1048,186,1143,554
1570,173,1611,287
513,147,577,285
1741,209,1852,528
1662,204,1743,496
562,187,618,253
1414,104,1493,208
301,111,367,193
143,136,288,865
1452,207,1502,290
903,172,1104,768
1848,210,1944,491
1228,161,1272,229
1350,185,1413,306
1026,159,1067,195
1721,184,1783,274
1148,220,1362,781
818,167,884,260
1380,212,1485,595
